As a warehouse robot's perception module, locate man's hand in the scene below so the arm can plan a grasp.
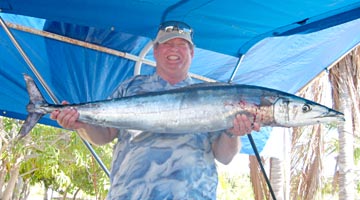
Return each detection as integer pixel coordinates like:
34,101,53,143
226,114,260,137
50,101,117,145
50,101,86,130
212,114,261,164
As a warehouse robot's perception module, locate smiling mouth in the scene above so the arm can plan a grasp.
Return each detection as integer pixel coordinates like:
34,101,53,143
167,55,180,60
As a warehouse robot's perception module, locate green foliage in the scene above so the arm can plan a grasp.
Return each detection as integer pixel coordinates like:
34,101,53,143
354,137,360,165
321,177,337,195
0,116,112,199
217,171,254,200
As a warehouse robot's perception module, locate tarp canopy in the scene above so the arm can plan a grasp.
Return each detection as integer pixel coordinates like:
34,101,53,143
0,0,360,154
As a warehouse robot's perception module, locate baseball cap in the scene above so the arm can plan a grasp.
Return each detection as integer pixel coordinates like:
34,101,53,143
154,21,194,45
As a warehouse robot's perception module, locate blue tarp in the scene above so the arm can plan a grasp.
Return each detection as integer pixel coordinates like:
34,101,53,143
0,1,360,154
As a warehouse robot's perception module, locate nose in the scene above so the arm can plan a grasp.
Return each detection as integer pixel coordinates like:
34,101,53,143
168,43,179,51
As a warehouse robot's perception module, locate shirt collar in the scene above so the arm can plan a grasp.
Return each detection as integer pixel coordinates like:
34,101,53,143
151,73,193,88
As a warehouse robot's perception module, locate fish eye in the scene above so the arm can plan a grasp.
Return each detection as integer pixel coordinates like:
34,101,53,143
302,104,312,113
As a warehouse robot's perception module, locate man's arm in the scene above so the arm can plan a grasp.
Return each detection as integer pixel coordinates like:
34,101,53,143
50,102,118,145
76,124,118,146
212,114,260,165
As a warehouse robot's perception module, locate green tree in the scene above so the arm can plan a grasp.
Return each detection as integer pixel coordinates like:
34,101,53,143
0,116,112,200
217,167,254,199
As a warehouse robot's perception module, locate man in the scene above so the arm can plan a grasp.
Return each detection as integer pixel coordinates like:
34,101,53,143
51,21,260,199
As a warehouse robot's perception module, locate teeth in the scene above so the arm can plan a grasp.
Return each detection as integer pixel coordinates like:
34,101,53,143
168,55,179,60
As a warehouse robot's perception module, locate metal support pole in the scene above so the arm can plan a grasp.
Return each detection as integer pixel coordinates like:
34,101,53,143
248,134,277,199
228,54,244,83
134,41,154,75
228,54,276,199
0,15,110,177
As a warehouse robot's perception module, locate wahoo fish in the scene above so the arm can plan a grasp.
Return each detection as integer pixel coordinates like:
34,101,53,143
19,74,344,138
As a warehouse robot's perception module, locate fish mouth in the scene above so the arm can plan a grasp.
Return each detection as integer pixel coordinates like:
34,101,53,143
318,110,345,122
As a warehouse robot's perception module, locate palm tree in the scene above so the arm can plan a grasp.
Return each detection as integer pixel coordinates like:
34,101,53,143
250,45,360,200
290,77,327,200
329,45,360,199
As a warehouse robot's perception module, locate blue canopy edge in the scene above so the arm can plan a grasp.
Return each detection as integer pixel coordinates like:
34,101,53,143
0,1,360,155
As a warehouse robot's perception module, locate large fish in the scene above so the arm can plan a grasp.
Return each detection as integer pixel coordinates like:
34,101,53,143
19,74,344,138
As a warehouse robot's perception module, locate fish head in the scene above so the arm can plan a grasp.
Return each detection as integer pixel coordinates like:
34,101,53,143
273,97,345,127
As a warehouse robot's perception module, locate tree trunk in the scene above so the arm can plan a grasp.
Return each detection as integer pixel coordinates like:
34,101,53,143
329,47,358,200
2,164,20,200
0,159,7,197
73,188,80,200
270,158,284,200
249,156,269,200
338,97,354,199
18,178,30,200
289,74,330,200
268,127,291,200
43,183,49,200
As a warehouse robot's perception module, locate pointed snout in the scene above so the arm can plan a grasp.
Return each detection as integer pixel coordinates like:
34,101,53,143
322,109,345,122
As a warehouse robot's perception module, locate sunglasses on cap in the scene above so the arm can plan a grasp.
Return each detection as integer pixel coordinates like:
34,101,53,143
158,21,194,39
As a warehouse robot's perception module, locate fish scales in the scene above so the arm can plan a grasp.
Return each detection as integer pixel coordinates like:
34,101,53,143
64,86,270,133
18,74,345,138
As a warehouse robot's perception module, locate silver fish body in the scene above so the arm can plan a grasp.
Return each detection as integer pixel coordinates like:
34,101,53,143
19,74,345,137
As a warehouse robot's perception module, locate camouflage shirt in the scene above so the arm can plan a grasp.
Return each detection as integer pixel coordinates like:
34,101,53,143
106,73,220,200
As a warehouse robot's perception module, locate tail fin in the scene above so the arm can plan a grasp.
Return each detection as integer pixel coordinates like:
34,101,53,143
18,74,46,139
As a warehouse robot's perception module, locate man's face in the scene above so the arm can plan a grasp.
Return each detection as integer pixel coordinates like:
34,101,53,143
154,38,194,78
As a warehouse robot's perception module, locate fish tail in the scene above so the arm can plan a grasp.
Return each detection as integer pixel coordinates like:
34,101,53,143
18,74,47,139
